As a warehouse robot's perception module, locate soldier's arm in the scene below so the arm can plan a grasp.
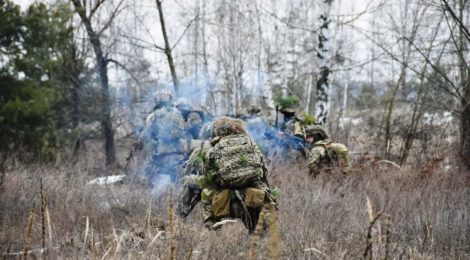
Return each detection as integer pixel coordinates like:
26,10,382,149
307,147,326,175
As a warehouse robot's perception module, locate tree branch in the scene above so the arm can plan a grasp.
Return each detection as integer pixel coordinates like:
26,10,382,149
97,0,125,36
107,58,142,87
88,0,105,19
441,0,470,43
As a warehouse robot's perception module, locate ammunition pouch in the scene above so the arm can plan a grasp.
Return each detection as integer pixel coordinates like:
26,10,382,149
212,189,231,218
244,187,265,208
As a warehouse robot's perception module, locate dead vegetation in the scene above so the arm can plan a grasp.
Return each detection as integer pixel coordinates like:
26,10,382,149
0,154,469,259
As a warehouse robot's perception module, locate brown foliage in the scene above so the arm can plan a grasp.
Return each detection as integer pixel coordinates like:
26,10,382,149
0,156,469,259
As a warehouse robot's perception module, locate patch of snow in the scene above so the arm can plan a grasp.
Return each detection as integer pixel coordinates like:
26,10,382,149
339,117,363,128
422,112,453,126
88,175,126,185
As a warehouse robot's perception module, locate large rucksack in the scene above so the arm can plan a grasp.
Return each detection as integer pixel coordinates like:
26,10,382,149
207,134,265,188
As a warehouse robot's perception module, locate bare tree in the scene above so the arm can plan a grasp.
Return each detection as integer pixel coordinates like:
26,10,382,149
316,0,333,125
440,0,470,169
156,0,179,95
71,0,124,166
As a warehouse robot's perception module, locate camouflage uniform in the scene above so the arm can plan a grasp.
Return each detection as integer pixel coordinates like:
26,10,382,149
178,117,275,232
305,125,350,177
175,98,204,139
274,107,308,159
141,91,189,188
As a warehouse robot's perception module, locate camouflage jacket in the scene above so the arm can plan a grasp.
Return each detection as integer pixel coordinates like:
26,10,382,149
141,106,188,156
307,140,349,175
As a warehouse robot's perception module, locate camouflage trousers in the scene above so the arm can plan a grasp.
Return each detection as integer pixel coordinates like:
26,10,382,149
201,188,265,233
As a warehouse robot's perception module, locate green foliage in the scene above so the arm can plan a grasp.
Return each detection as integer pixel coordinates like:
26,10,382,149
200,172,216,189
239,153,248,166
0,0,75,159
300,112,316,125
274,95,300,109
270,187,281,200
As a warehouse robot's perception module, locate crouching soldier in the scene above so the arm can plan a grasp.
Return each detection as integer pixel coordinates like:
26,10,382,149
177,117,276,233
305,125,350,177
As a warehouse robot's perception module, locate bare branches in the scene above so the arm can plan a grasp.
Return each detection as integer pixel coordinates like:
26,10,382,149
88,0,105,19
171,14,200,50
336,0,386,26
97,0,125,37
441,0,470,43
402,36,464,101
107,58,142,88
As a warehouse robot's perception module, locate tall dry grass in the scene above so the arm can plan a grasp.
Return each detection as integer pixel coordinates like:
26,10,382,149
0,152,469,259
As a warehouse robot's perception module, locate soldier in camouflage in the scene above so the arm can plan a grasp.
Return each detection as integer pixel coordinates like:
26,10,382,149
178,117,276,232
305,125,350,177
175,98,205,139
140,91,189,189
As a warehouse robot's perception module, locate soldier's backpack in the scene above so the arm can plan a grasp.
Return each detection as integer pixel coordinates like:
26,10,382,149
207,134,265,188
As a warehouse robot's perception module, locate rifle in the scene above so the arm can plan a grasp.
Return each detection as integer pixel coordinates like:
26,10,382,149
180,187,201,218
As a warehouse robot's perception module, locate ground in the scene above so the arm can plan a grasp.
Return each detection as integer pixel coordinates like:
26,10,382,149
0,153,469,259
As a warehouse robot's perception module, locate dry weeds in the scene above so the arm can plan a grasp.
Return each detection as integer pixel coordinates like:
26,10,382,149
0,153,469,259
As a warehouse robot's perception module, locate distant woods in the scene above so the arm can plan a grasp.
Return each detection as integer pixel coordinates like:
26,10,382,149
0,0,469,169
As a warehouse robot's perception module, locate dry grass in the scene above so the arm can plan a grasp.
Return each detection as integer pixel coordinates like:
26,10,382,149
0,152,469,259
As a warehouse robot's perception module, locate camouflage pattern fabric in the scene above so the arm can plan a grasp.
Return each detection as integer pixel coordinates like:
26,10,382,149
195,117,275,232
207,134,265,188
182,146,208,177
176,174,205,217
307,140,350,177
141,106,188,184
293,121,306,139
143,106,186,142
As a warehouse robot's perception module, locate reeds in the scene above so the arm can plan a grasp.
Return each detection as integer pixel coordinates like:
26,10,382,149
40,179,46,257
1,157,469,259
167,192,176,260
23,207,35,260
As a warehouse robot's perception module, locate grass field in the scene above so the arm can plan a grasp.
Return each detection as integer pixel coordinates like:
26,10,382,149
1,153,469,259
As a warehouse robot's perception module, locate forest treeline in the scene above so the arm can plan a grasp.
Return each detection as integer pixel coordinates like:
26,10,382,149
0,0,469,170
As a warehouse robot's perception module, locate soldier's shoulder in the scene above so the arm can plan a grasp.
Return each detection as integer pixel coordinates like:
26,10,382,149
330,142,348,152
310,145,326,153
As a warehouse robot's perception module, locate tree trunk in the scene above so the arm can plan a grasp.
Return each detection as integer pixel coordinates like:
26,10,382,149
70,66,81,159
156,0,179,95
458,0,470,170
461,86,470,170
315,0,332,125
72,0,116,166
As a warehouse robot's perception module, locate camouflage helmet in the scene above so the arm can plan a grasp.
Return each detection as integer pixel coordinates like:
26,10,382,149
305,125,329,140
211,116,248,138
153,90,173,106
